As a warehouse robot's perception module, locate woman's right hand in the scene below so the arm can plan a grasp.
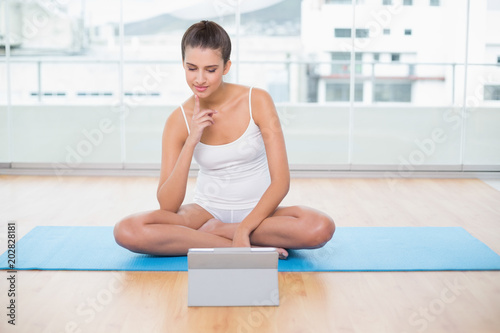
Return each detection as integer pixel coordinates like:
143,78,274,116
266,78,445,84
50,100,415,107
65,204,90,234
187,95,217,145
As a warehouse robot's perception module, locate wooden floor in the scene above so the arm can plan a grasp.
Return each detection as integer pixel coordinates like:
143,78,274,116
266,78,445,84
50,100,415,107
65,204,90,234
1,175,500,333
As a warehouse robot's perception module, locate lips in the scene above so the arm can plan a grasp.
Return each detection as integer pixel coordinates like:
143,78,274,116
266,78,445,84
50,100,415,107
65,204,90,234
195,85,208,92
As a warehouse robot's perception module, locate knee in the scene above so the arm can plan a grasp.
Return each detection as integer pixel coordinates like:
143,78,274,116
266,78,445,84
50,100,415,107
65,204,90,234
113,215,143,253
301,210,335,249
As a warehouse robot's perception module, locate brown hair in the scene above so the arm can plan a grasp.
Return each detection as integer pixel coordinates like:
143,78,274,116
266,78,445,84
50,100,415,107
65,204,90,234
181,20,231,64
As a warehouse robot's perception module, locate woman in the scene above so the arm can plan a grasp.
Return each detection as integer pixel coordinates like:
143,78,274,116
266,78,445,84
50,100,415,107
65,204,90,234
113,20,335,259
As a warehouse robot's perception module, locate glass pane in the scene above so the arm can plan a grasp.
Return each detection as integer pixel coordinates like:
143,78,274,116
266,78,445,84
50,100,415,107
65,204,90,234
6,1,85,55
9,63,38,103
280,105,349,166
0,63,6,103
7,0,123,166
239,63,289,103
349,0,468,167
11,106,122,166
462,1,500,167
125,106,169,165
40,62,119,104
239,0,301,102
0,105,8,163
121,1,229,164
351,107,462,166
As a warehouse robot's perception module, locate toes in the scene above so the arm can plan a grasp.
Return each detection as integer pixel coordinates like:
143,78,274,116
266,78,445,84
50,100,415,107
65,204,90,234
277,248,289,260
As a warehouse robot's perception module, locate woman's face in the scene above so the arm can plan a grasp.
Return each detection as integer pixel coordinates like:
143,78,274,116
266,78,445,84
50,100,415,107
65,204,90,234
183,46,231,98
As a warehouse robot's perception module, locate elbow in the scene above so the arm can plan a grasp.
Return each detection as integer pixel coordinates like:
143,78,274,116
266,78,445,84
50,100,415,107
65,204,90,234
156,190,169,211
271,174,289,198
156,192,164,209
283,178,290,196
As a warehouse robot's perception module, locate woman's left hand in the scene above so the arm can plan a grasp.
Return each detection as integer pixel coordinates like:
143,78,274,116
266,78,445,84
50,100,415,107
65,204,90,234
232,227,251,248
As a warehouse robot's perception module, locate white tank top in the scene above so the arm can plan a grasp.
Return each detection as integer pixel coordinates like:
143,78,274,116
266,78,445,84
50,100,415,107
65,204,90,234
179,87,271,210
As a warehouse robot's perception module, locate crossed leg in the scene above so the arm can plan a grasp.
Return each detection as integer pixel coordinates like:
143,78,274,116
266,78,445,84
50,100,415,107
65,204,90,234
199,206,335,250
113,204,335,258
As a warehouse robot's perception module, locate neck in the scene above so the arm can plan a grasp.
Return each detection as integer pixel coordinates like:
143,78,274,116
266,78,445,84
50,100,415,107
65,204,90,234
199,82,228,109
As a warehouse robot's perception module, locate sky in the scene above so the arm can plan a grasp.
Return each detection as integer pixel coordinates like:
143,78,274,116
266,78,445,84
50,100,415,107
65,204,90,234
77,0,284,25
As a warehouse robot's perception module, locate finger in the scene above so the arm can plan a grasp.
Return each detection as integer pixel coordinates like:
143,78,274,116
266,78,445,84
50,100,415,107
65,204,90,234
194,109,217,119
194,95,200,115
197,115,215,126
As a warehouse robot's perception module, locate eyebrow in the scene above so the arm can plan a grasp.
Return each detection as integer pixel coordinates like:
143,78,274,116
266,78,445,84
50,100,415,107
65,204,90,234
186,63,219,68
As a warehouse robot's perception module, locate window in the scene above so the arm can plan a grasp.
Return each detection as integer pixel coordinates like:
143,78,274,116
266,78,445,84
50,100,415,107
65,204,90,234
497,56,500,64
430,0,440,6
335,28,351,38
383,0,393,5
404,29,412,35
373,53,380,61
335,28,369,38
484,85,500,100
326,83,364,102
404,0,413,5
383,29,390,35
374,83,412,102
356,29,369,38
391,53,400,62
325,0,352,4
331,52,363,74
326,0,368,3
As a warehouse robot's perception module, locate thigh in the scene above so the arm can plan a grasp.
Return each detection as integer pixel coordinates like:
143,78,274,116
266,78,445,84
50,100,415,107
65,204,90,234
128,203,214,230
176,203,215,229
270,205,324,218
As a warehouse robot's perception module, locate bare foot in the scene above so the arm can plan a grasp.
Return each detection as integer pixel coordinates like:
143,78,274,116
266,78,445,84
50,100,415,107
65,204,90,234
198,218,289,259
277,248,289,260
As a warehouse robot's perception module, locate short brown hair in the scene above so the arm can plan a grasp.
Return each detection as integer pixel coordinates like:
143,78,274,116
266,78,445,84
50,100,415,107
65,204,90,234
181,20,231,64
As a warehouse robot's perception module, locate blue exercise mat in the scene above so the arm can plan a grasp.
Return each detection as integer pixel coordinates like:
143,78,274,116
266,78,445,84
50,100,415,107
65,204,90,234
1,226,500,271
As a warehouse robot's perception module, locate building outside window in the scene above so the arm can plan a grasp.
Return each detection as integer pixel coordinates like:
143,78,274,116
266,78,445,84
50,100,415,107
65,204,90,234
484,85,500,100
335,28,352,38
325,83,363,102
374,82,412,102
1,0,499,170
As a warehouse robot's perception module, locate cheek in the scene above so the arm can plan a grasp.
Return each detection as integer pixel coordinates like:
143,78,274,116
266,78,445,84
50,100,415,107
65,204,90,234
185,71,195,81
210,72,224,83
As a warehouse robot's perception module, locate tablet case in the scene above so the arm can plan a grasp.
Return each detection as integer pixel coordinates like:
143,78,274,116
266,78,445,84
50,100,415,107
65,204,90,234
188,247,279,306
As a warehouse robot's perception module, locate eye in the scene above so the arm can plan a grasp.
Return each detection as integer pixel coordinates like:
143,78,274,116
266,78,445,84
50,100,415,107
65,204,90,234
207,69,216,73
188,67,196,71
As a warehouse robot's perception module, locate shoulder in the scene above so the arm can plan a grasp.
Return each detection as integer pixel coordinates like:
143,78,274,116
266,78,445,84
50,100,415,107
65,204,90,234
250,87,275,110
164,104,190,139
249,87,277,124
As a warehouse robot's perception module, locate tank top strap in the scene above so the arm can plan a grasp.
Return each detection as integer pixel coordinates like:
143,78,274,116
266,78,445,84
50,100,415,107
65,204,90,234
179,104,190,135
249,86,254,121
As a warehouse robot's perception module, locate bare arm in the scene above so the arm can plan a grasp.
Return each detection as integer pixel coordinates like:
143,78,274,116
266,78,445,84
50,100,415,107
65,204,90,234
157,96,217,212
232,88,290,246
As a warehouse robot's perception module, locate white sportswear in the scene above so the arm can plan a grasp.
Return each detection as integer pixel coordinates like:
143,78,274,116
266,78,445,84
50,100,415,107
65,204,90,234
179,87,271,223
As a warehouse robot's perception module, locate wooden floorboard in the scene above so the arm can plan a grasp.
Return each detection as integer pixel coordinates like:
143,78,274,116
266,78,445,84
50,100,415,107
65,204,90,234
1,175,500,332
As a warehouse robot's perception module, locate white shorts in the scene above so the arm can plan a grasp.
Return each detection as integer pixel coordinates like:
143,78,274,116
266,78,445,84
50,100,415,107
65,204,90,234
197,204,253,224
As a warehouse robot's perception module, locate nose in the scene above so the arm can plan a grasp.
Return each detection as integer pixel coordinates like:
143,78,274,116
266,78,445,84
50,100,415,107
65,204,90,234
196,70,206,84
